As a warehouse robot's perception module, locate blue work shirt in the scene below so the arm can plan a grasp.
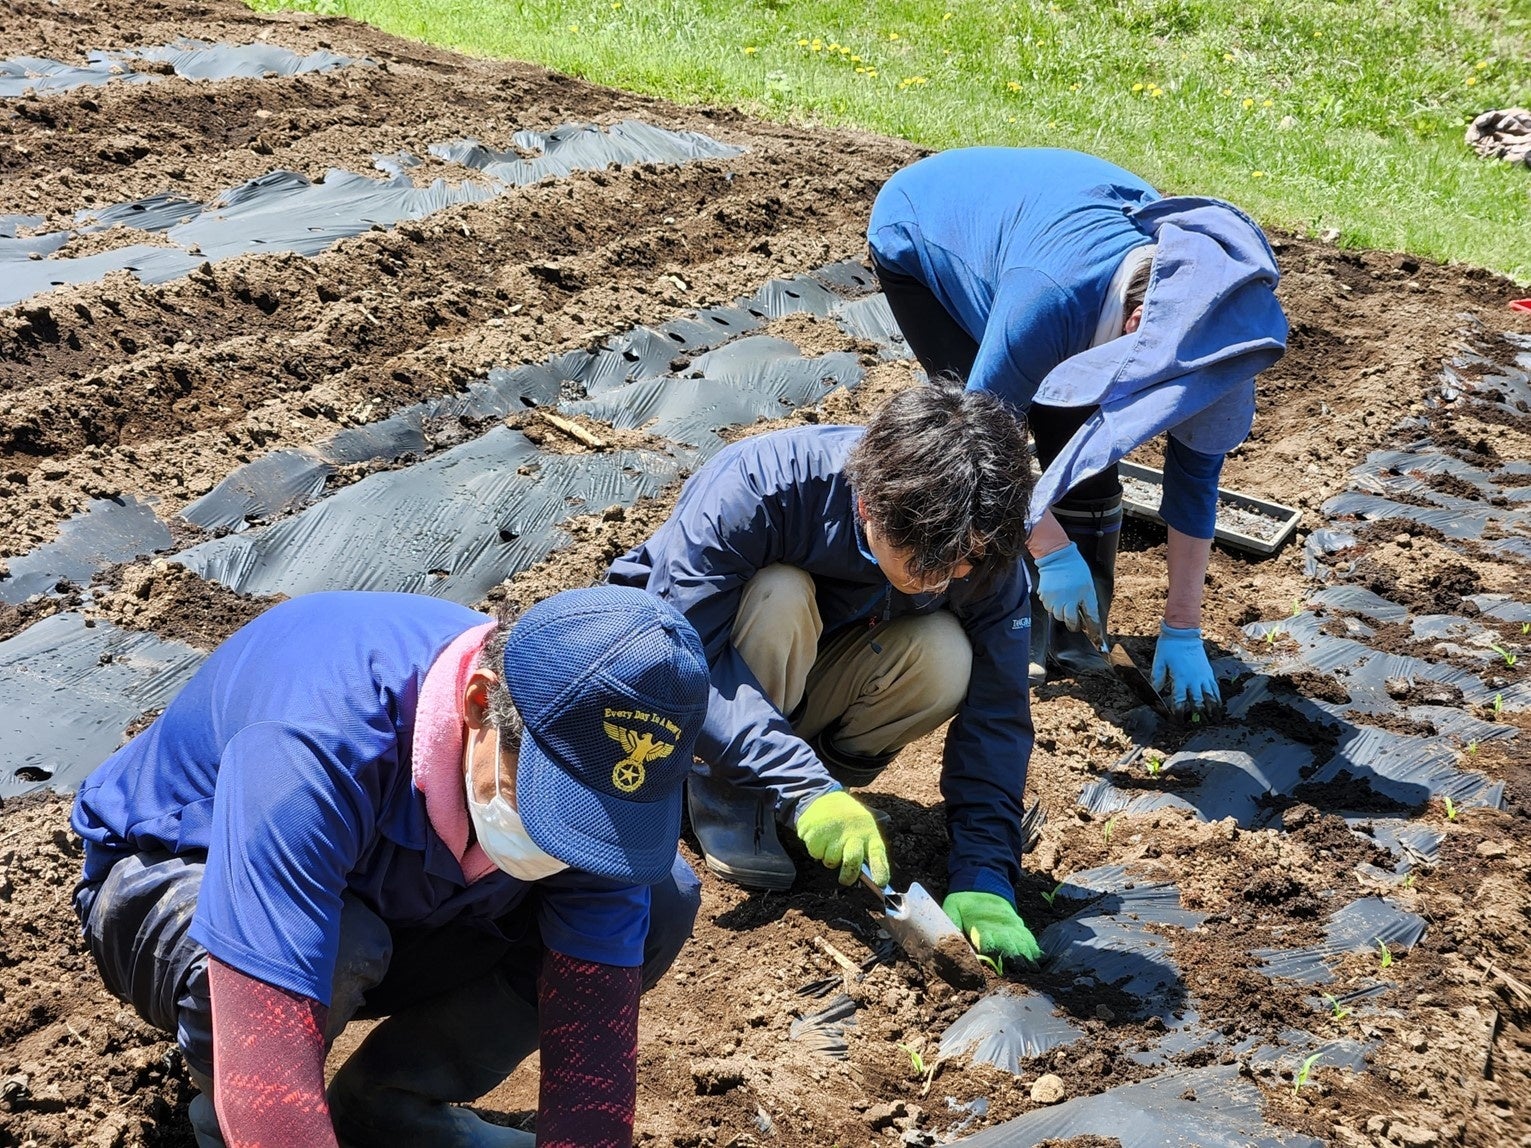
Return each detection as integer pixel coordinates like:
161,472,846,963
71,591,650,1005
609,426,1035,905
870,148,1287,538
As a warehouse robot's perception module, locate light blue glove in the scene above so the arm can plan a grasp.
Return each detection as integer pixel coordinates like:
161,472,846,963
1034,542,1102,639
1151,622,1224,720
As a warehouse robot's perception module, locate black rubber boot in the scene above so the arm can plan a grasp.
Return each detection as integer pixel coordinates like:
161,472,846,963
1025,579,1051,687
807,729,896,790
328,968,538,1148
686,771,796,892
1047,494,1123,678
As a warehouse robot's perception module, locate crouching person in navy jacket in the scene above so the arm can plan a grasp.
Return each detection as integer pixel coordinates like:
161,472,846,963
609,379,1046,964
71,586,710,1148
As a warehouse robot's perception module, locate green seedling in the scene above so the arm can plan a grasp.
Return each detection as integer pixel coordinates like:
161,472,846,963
896,1043,926,1075
1103,817,1117,845
1323,993,1352,1022
1293,1051,1322,1096
1444,795,1458,820
1492,693,1504,718
974,951,1004,977
1402,871,1417,889
1522,622,1530,636
1377,938,1393,970
1145,752,1165,778
1265,627,1280,646
1291,597,1303,618
1490,642,1518,668
1465,740,1479,757
1039,882,1065,909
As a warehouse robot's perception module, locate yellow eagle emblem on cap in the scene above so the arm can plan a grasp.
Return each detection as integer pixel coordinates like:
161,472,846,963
603,723,675,793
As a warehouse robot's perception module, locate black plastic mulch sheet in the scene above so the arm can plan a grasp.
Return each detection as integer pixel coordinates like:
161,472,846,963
0,495,172,605
0,264,879,795
0,120,742,307
1254,896,1427,985
0,612,206,798
0,37,361,98
954,1063,1323,1148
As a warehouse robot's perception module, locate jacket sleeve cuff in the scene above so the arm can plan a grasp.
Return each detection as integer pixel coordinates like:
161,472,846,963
945,865,1016,907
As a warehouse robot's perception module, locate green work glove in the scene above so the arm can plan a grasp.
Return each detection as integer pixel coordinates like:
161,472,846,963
942,891,1043,964
796,791,890,887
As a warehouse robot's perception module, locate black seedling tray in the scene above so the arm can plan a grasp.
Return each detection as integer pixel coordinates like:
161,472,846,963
1117,461,1301,556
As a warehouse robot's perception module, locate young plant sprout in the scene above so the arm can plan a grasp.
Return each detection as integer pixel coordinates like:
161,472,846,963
1523,622,1530,635
1490,642,1518,668
897,1042,927,1075
1402,871,1417,889
1492,693,1504,718
1103,817,1117,845
1377,938,1394,970
1444,795,1458,820
1293,1051,1322,1096
1466,740,1479,757
1323,993,1352,1022
1145,752,1165,778
1039,882,1065,908
1291,596,1303,617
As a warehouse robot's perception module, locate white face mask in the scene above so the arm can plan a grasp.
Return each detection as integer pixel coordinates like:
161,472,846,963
463,725,570,882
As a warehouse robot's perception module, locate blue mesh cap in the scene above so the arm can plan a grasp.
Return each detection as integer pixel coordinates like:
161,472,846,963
504,585,710,885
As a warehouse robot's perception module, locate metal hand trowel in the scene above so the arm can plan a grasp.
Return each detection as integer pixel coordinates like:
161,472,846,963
859,865,988,989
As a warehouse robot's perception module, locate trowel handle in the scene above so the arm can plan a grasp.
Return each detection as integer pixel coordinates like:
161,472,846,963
858,863,892,900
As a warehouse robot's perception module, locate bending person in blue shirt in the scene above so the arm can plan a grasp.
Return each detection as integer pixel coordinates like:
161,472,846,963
610,380,1044,963
869,147,1288,718
71,586,709,1148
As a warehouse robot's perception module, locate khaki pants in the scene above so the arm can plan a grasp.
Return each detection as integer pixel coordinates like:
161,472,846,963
730,565,972,760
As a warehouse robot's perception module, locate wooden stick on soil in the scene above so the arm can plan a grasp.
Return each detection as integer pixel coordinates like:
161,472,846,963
1476,956,1531,1004
813,935,861,976
539,411,608,448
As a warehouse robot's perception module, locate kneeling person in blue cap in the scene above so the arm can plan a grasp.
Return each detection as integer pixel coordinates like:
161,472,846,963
71,586,710,1148
610,379,1044,964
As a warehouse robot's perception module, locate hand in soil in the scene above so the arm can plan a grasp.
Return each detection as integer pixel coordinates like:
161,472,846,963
941,890,1043,964
795,790,890,885
1151,622,1226,722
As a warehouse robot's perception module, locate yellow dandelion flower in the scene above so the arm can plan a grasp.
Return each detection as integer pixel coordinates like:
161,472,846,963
1222,52,1235,62
797,37,808,46
568,23,579,32
1476,59,1489,69
855,66,866,73
1007,80,1022,91
1007,115,1017,123
811,42,823,52
1150,87,1164,97
611,1,620,8
1312,29,1322,37
840,46,851,55
867,68,877,76
1132,82,1144,92
1242,97,1254,108
1070,82,1081,91
1221,87,1233,96
888,31,901,41
944,11,954,21
1252,170,1265,178
743,46,757,54
1262,98,1273,107
828,41,840,51
851,55,862,63
1465,75,1477,86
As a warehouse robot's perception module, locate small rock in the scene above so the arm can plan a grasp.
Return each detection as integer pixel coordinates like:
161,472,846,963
1366,1115,1390,1136
864,1101,906,1129
1030,1074,1066,1104
1095,1003,1115,1021
1404,1029,1429,1052
1320,227,1341,243
1476,841,1508,859
1389,1124,1439,1148
1394,533,1412,548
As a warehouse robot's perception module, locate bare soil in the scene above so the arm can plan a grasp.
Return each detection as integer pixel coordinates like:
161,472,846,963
2,2,1530,1147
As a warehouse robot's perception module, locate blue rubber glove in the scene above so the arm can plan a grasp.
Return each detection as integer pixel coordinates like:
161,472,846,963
1034,542,1102,641
1151,622,1224,721
942,891,1043,963
796,791,890,887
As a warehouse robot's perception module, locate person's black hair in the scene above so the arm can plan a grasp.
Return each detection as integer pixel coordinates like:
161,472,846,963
1124,253,1154,317
845,376,1033,584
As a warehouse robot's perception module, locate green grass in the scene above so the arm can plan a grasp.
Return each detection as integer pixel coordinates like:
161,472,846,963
251,0,1531,282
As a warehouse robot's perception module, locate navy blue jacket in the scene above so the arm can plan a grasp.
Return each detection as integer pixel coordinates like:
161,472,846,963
609,426,1035,903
